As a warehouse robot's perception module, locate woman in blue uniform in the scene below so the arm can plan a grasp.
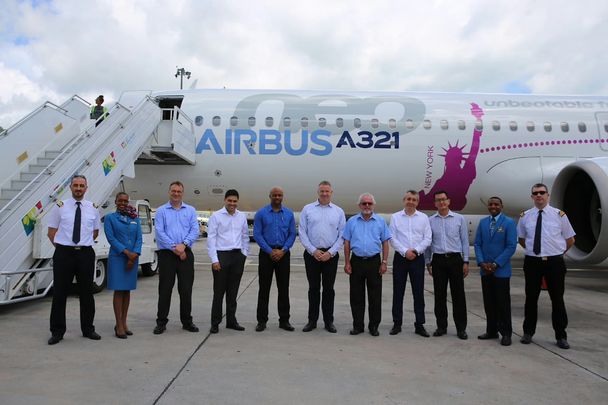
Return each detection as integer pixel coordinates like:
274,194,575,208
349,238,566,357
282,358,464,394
104,192,142,338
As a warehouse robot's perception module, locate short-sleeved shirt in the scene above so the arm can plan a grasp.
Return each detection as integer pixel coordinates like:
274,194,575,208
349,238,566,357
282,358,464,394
517,205,575,256
47,198,101,246
343,213,391,257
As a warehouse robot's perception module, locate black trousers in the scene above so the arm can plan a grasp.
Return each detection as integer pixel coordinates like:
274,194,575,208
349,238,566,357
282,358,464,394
50,245,96,336
349,254,382,331
392,254,426,327
257,250,291,323
304,250,339,325
431,254,467,332
156,248,195,326
523,255,568,340
481,274,512,337
211,250,246,326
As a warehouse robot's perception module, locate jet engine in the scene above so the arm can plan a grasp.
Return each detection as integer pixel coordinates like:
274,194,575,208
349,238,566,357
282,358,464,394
551,158,608,264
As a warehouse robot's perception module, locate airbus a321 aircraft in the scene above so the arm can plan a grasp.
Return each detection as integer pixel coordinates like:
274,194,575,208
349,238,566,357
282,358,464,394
120,89,608,264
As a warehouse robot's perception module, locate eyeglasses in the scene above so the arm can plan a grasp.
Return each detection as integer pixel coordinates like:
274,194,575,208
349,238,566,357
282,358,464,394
360,202,374,206
531,191,547,196
434,198,449,202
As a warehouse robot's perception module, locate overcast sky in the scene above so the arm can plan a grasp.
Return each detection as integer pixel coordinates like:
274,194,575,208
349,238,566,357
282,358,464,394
1,0,607,128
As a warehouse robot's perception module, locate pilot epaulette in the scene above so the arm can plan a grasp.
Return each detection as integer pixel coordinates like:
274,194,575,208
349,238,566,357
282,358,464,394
519,210,526,218
56,201,64,207
559,210,566,217
93,203,99,208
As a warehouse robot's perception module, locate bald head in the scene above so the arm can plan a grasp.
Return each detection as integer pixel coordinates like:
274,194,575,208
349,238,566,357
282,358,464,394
269,186,284,208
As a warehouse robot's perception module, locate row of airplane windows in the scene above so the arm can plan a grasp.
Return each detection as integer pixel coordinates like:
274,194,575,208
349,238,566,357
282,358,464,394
193,115,607,133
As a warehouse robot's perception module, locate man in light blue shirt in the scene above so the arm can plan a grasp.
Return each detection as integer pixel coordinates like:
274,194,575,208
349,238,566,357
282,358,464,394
343,193,391,336
154,181,200,335
426,190,469,340
253,187,296,332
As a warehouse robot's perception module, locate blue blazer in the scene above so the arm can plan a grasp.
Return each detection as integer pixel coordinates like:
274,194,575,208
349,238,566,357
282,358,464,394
104,212,143,257
474,214,517,278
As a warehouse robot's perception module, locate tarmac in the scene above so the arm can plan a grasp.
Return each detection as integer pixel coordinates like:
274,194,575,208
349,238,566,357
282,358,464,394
0,240,607,405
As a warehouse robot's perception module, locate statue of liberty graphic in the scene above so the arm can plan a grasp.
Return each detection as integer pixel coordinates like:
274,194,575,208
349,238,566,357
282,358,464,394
418,103,484,210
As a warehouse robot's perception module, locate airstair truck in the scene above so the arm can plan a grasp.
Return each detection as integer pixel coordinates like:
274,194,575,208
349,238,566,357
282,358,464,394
0,92,196,304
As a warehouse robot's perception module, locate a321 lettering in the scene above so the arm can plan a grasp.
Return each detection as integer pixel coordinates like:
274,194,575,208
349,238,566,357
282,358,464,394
336,131,400,149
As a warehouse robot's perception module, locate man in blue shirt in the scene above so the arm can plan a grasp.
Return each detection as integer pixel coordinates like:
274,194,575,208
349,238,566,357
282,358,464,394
253,187,297,332
474,196,517,346
343,193,391,336
153,181,200,335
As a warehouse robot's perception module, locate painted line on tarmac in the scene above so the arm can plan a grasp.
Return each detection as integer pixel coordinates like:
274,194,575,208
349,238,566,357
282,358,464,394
152,271,260,405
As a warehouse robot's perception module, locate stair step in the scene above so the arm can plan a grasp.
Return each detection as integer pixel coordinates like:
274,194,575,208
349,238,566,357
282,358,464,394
44,151,61,159
36,157,55,166
27,165,48,174
11,179,38,190
20,172,42,181
0,189,22,199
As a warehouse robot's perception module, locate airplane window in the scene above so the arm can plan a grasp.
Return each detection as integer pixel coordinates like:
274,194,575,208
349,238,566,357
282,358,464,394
284,117,291,127
389,119,396,129
371,118,379,129
578,122,587,132
440,120,449,130
354,118,362,128
195,116,203,126
492,121,500,131
319,118,327,128
248,117,256,127
526,121,535,132
457,120,466,130
423,120,431,129
509,121,517,131
406,119,414,129
544,122,552,132
301,117,309,128
561,122,569,132
212,116,221,126
230,116,238,127
265,117,274,127
475,120,483,130
336,118,344,128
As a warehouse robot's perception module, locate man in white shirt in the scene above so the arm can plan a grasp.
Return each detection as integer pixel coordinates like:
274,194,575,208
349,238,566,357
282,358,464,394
389,190,432,337
207,189,250,333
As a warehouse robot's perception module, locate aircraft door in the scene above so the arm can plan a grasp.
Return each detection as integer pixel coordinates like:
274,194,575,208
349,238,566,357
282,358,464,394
595,112,608,151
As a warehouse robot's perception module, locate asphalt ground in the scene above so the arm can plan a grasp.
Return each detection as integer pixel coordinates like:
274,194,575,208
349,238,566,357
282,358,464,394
0,240,607,404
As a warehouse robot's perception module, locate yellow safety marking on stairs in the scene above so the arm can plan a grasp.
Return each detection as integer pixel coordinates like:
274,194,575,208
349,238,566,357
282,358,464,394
54,123,63,133
17,151,28,164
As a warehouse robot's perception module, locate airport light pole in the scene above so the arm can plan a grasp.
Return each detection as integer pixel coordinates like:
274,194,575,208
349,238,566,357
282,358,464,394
175,67,191,89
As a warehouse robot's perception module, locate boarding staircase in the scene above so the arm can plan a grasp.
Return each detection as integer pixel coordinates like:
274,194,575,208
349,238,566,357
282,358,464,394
0,93,196,304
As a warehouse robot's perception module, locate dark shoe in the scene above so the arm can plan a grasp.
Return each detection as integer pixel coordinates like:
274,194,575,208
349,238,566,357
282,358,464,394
478,332,499,340
255,322,266,332
153,325,166,335
114,326,127,339
433,328,447,337
48,335,63,345
415,326,430,338
210,325,219,334
226,323,245,331
324,323,337,333
369,327,379,337
457,331,468,340
302,322,317,332
556,339,570,349
501,336,512,346
279,322,295,332
182,323,200,333
349,328,364,335
125,329,133,336
389,325,402,335
83,331,101,340
520,334,532,344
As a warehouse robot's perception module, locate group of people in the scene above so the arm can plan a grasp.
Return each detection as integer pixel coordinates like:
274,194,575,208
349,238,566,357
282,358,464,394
46,176,575,351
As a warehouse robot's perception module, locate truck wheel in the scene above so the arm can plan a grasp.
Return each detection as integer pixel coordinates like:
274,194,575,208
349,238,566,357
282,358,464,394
141,251,158,277
92,259,107,293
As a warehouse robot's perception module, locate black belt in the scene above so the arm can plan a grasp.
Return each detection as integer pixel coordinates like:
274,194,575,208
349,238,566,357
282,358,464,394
352,253,380,260
433,252,461,259
525,254,563,261
219,249,242,253
270,246,283,249
56,244,92,251
318,247,329,252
